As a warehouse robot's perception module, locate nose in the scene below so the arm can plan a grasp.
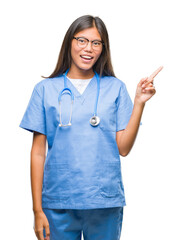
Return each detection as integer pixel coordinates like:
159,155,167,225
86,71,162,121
84,41,93,52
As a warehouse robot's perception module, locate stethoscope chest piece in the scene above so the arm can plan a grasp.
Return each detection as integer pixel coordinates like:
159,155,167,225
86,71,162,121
59,69,101,128
90,116,100,127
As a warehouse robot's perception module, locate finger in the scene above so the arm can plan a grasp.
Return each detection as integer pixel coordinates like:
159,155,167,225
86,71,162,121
138,77,148,87
148,65,163,80
45,225,50,239
142,87,156,93
36,229,44,240
34,228,44,240
144,78,155,86
142,82,153,89
39,231,44,240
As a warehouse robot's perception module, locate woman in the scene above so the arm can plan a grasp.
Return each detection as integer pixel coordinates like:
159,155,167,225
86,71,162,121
19,15,163,240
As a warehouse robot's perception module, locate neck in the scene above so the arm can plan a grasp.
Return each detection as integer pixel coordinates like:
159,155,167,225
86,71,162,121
67,66,95,79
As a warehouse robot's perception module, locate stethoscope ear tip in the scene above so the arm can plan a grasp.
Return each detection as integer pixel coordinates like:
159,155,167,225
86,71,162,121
59,122,72,127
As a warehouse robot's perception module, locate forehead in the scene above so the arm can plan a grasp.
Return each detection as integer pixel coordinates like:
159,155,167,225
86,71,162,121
74,27,101,40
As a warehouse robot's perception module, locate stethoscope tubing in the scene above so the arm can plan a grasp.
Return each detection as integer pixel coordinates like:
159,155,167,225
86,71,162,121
58,69,100,127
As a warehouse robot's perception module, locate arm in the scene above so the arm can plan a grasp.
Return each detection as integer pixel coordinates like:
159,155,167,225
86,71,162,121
116,100,145,157
31,132,50,240
116,66,163,157
31,131,46,213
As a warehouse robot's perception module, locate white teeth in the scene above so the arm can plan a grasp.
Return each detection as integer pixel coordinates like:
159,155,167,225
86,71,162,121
81,55,92,59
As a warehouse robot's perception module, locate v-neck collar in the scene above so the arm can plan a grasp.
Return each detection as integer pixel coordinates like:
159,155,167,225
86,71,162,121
64,74,97,104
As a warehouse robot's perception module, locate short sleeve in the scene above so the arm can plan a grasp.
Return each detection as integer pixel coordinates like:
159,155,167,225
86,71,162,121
116,83,134,132
19,85,46,135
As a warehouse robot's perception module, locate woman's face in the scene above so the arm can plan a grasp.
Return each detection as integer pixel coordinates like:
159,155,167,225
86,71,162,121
70,27,103,74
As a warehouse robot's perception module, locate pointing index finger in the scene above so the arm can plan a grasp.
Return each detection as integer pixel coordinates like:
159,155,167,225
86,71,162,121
148,66,163,81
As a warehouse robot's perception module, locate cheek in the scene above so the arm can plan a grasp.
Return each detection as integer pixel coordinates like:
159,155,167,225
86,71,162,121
71,44,80,61
94,50,102,63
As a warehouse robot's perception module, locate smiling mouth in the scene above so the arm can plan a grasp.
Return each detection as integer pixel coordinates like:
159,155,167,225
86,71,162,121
80,55,94,60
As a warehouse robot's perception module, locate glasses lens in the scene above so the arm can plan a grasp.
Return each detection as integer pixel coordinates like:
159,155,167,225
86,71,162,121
75,37,103,50
92,41,102,50
77,38,87,48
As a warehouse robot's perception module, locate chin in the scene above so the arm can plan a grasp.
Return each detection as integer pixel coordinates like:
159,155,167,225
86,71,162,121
78,65,94,72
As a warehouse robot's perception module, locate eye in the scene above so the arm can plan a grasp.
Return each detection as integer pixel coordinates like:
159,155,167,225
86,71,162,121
78,38,87,44
93,41,101,46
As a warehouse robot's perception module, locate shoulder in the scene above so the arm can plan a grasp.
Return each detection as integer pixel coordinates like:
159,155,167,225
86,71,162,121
33,75,63,94
100,75,126,90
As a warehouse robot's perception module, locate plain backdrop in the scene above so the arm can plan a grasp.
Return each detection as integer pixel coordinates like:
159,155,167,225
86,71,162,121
1,0,182,239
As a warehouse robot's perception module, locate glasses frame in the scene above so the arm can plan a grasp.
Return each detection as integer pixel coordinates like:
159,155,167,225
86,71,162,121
73,36,104,50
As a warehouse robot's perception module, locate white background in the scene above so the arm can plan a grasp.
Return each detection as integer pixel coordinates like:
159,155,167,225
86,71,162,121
1,0,182,239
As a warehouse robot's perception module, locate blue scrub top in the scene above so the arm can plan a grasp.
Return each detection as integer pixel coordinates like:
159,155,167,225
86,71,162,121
19,73,133,209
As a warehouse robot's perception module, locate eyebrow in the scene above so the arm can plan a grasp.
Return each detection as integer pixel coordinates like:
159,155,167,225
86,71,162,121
77,36,102,41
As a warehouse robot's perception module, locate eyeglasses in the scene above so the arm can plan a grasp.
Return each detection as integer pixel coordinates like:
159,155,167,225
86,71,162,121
73,36,104,50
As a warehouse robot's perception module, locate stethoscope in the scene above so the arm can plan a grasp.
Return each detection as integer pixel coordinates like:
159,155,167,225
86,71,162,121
58,69,100,127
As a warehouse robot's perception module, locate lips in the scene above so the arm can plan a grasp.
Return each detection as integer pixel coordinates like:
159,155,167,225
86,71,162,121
80,55,94,60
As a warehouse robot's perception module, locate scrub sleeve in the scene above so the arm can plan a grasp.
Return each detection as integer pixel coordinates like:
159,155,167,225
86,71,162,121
19,76,135,240
19,85,46,135
116,83,142,131
116,83,134,131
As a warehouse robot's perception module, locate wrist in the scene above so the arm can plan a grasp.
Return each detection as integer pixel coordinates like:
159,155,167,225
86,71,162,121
33,208,43,214
134,97,146,108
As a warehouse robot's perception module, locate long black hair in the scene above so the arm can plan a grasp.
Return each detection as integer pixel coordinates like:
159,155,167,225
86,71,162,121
42,15,116,78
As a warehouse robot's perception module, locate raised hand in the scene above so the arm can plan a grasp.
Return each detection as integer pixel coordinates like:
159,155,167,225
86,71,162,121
135,66,163,104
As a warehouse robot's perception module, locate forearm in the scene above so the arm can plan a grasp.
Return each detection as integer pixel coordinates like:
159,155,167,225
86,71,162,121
118,98,145,156
31,151,45,213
